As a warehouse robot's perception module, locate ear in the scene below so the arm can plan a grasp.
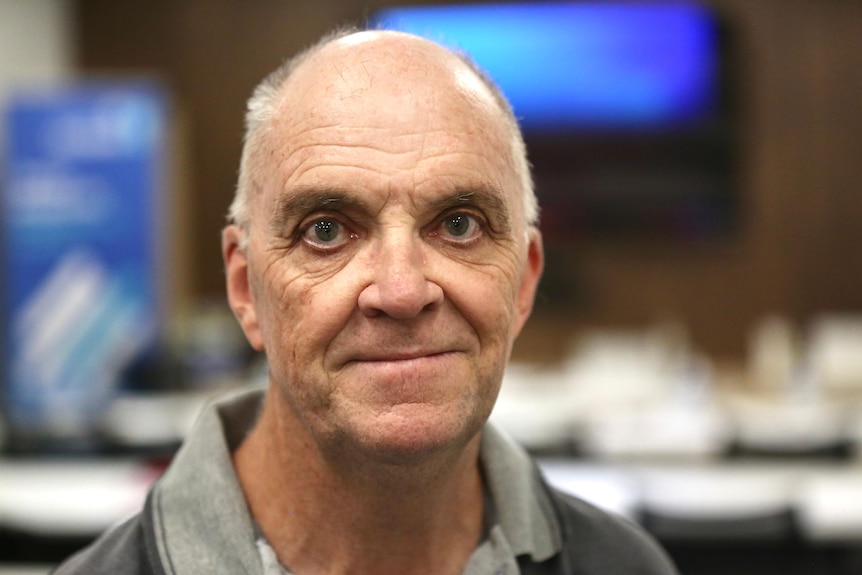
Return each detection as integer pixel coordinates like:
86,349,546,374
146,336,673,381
512,227,544,338
222,225,265,351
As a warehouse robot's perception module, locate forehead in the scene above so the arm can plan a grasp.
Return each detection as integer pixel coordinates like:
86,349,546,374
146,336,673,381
251,33,521,216
287,33,500,123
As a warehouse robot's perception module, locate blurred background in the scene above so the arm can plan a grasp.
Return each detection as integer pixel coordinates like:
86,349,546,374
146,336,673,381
1,0,861,573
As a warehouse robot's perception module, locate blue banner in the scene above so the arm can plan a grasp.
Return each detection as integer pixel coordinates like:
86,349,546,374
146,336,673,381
2,82,167,442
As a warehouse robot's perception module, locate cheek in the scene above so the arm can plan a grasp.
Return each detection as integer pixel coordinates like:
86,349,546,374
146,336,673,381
443,260,521,347
253,256,359,368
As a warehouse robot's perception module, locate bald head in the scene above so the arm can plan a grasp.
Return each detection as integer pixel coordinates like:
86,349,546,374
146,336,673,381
229,29,537,239
283,31,505,134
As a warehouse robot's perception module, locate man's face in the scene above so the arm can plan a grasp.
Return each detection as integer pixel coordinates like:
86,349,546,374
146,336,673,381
224,34,543,462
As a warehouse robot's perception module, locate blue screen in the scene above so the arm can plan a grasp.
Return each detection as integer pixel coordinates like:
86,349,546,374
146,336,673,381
371,2,719,132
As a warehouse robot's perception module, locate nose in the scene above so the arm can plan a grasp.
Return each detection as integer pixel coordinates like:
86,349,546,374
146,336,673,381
357,235,443,319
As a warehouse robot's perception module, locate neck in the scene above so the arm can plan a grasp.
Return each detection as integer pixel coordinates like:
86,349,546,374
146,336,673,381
233,388,486,575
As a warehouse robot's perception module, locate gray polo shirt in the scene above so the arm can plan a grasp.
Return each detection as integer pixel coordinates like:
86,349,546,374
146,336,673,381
151,386,561,575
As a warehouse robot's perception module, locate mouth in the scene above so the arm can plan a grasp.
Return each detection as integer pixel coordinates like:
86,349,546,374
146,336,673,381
342,351,460,392
351,350,454,364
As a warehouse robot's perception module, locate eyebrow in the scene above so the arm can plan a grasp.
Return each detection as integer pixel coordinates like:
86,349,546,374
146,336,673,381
425,186,512,235
269,184,513,235
270,188,370,234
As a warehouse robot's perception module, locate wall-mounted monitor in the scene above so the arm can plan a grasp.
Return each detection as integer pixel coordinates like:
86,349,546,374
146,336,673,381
371,2,737,241
373,2,721,134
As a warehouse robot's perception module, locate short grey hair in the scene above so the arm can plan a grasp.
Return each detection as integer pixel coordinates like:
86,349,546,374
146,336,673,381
228,28,539,243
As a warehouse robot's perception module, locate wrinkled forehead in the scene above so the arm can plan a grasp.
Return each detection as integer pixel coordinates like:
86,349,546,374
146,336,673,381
243,31,525,229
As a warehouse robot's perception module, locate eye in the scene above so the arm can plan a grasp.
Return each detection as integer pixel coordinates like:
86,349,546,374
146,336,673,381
301,217,352,249
439,212,482,241
313,219,340,242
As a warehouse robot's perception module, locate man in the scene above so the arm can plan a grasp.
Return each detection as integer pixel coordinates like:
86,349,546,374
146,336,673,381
54,29,677,575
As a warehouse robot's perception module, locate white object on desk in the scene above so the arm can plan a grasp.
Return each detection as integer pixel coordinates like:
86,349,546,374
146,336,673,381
0,459,154,536
492,364,577,450
808,315,862,392
538,459,639,519
638,464,796,521
729,395,848,453
796,469,862,541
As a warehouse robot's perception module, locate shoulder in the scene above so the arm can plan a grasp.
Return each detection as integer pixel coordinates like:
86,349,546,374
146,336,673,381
547,487,678,575
50,511,162,575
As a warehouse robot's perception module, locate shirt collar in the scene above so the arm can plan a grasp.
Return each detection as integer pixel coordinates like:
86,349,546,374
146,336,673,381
479,422,562,562
151,386,265,575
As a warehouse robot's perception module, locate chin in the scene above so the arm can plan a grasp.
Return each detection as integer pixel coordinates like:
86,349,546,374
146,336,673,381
339,403,487,466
